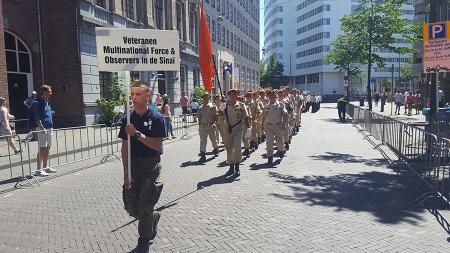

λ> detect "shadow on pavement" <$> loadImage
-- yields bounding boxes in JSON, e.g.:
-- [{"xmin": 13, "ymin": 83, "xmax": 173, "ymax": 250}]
[
  {"xmin": 197, "ymin": 174, "xmax": 238, "ymax": 190},
  {"xmin": 321, "ymin": 118, "xmax": 353, "ymax": 124},
  {"xmin": 268, "ymin": 170, "xmax": 428, "ymax": 225},
  {"xmin": 309, "ymin": 152, "xmax": 388, "ymax": 167},
  {"xmin": 249, "ymin": 159, "xmax": 281, "ymax": 170}
]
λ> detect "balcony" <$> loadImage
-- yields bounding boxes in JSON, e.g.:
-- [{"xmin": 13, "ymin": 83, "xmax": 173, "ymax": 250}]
[{"xmin": 80, "ymin": 0, "xmax": 112, "ymax": 26}]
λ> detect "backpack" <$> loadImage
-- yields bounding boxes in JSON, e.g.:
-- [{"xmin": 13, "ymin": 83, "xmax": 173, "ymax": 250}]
[{"xmin": 27, "ymin": 99, "xmax": 45, "ymax": 129}]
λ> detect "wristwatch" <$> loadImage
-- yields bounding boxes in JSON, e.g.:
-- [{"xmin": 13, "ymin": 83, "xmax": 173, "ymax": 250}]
[{"xmin": 134, "ymin": 131, "xmax": 142, "ymax": 138}]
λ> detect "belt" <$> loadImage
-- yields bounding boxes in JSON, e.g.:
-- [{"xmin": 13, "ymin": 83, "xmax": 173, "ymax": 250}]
[{"xmin": 265, "ymin": 122, "xmax": 282, "ymax": 125}]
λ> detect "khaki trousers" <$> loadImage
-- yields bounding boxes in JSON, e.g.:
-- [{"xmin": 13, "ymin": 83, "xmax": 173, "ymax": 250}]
[
  {"xmin": 265, "ymin": 122, "xmax": 285, "ymax": 157},
  {"xmin": 223, "ymin": 123, "xmax": 243, "ymax": 164},
  {"xmin": 199, "ymin": 124, "xmax": 218, "ymax": 152}
]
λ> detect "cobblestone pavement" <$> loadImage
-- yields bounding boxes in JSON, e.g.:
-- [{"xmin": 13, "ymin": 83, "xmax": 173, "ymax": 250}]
[{"xmin": 0, "ymin": 104, "xmax": 449, "ymax": 252}]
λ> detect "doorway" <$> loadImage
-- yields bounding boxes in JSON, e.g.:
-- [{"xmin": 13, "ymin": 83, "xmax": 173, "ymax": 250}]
[{"xmin": 7, "ymin": 73, "xmax": 29, "ymax": 119}]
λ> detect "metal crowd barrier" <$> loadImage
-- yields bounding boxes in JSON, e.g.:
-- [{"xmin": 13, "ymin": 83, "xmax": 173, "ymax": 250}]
[
  {"xmin": 346, "ymin": 103, "xmax": 450, "ymax": 205},
  {"xmin": 1, "ymin": 113, "xmax": 200, "ymax": 188}
]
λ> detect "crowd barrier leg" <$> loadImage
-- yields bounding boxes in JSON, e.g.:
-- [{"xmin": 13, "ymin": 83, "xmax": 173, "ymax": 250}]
[
  {"xmin": 100, "ymin": 125, "xmax": 120, "ymax": 164},
  {"xmin": 180, "ymin": 114, "xmax": 193, "ymax": 140},
  {"xmin": 14, "ymin": 135, "xmax": 40, "ymax": 188}
]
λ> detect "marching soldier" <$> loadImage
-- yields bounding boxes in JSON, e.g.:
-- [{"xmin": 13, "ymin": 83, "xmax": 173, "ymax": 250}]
[
  {"xmin": 259, "ymin": 89, "xmax": 270, "ymax": 142},
  {"xmin": 278, "ymin": 90, "xmax": 291, "ymax": 150},
  {"xmin": 251, "ymin": 91, "xmax": 263, "ymax": 149},
  {"xmin": 262, "ymin": 89, "xmax": 287, "ymax": 165},
  {"xmin": 223, "ymin": 89, "xmax": 250, "ymax": 177},
  {"xmin": 214, "ymin": 94, "xmax": 226, "ymax": 144},
  {"xmin": 242, "ymin": 92, "xmax": 253, "ymax": 157},
  {"xmin": 197, "ymin": 92, "xmax": 219, "ymax": 163}
]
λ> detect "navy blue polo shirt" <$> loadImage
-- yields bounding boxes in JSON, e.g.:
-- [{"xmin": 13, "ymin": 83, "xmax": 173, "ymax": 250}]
[
  {"xmin": 118, "ymin": 109, "xmax": 166, "ymax": 158},
  {"xmin": 32, "ymin": 98, "xmax": 53, "ymax": 129}
]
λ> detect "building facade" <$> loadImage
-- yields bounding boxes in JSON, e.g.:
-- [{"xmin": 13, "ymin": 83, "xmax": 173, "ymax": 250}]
[
  {"xmin": 1, "ymin": 0, "xmax": 233, "ymax": 127},
  {"xmin": 202, "ymin": 0, "xmax": 260, "ymax": 94},
  {"xmin": 263, "ymin": 0, "xmax": 415, "ymax": 96},
  {"xmin": 414, "ymin": 0, "xmax": 450, "ymax": 104}
]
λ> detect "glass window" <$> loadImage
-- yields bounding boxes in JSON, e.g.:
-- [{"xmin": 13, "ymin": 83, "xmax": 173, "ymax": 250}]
[
  {"xmin": 6, "ymin": 51, "xmax": 17, "ymax": 72},
  {"xmin": 99, "ymin": 72, "xmax": 113, "ymax": 99},
  {"xmin": 18, "ymin": 53, "xmax": 30, "ymax": 73},
  {"xmin": 94, "ymin": 0, "xmax": 107, "ymax": 8},
  {"xmin": 211, "ymin": 20, "xmax": 216, "ymax": 41},
  {"xmin": 155, "ymin": 0, "xmax": 164, "ymax": 29},
  {"xmin": 4, "ymin": 32, "xmax": 15, "ymax": 50},
  {"xmin": 123, "ymin": 0, "xmax": 135, "ymax": 20},
  {"xmin": 176, "ymin": 1, "xmax": 185, "ymax": 40}
]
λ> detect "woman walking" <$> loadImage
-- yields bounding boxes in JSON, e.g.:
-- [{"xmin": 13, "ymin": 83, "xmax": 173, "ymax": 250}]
[
  {"xmin": 160, "ymin": 96, "xmax": 176, "ymax": 139},
  {"xmin": 0, "ymin": 97, "xmax": 21, "ymax": 155}
]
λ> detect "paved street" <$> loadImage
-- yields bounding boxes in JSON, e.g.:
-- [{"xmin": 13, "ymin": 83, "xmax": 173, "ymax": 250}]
[
  {"xmin": 352, "ymin": 101, "xmax": 426, "ymax": 125},
  {"xmin": 0, "ymin": 104, "xmax": 449, "ymax": 252}
]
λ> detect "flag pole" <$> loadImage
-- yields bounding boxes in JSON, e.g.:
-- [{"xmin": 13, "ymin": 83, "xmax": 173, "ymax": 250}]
[
  {"xmin": 124, "ymin": 73, "xmax": 132, "ymax": 185},
  {"xmin": 211, "ymin": 55, "xmax": 224, "ymax": 99}
]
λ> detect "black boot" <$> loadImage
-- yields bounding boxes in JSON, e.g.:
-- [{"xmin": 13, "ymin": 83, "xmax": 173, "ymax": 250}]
[
  {"xmin": 268, "ymin": 157, "xmax": 273, "ymax": 165},
  {"xmin": 234, "ymin": 163, "xmax": 240, "ymax": 177},
  {"xmin": 130, "ymin": 237, "xmax": 150, "ymax": 253},
  {"xmin": 250, "ymin": 141, "xmax": 255, "ymax": 149},
  {"xmin": 285, "ymin": 143, "xmax": 289, "ymax": 150},
  {"xmin": 258, "ymin": 137, "xmax": 262, "ymax": 144},
  {"xmin": 226, "ymin": 164, "xmax": 235, "ymax": 176},
  {"xmin": 262, "ymin": 135, "xmax": 266, "ymax": 142},
  {"xmin": 198, "ymin": 152, "xmax": 206, "ymax": 163},
  {"xmin": 243, "ymin": 148, "xmax": 250, "ymax": 158},
  {"xmin": 213, "ymin": 148, "xmax": 219, "ymax": 157},
  {"xmin": 255, "ymin": 142, "xmax": 259, "ymax": 150}
]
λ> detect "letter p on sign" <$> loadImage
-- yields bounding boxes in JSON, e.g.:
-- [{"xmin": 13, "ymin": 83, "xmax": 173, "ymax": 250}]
[{"xmin": 429, "ymin": 23, "xmax": 446, "ymax": 39}]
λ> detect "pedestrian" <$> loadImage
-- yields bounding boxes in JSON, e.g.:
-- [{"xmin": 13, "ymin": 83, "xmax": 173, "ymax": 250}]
[
  {"xmin": 403, "ymin": 89, "xmax": 409, "ymax": 115},
  {"xmin": 250, "ymin": 91, "xmax": 262, "ymax": 149},
  {"xmin": 33, "ymin": 85, "xmax": 57, "ymax": 176},
  {"xmin": 197, "ymin": 92, "xmax": 219, "ymax": 163},
  {"xmin": 160, "ymin": 96, "xmax": 176, "ymax": 139},
  {"xmin": 23, "ymin": 90, "xmax": 37, "ymax": 109},
  {"xmin": 261, "ymin": 90, "xmax": 287, "ymax": 165},
  {"xmin": 394, "ymin": 90, "xmax": 403, "ymax": 115},
  {"xmin": 155, "ymin": 93, "xmax": 163, "ymax": 107},
  {"xmin": 223, "ymin": 89, "xmax": 250, "ymax": 177},
  {"xmin": 241, "ymin": 92, "xmax": 253, "ymax": 158},
  {"xmin": 180, "ymin": 91, "xmax": 189, "ymax": 122},
  {"xmin": 337, "ymin": 96, "xmax": 347, "ymax": 122},
  {"xmin": 191, "ymin": 99, "xmax": 199, "ymax": 122},
  {"xmin": 415, "ymin": 92, "xmax": 423, "ymax": 115},
  {"xmin": 0, "ymin": 97, "xmax": 21, "ymax": 155},
  {"xmin": 380, "ymin": 92, "xmax": 387, "ymax": 112},
  {"xmin": 406, "ymin": 92, "xmax": 414, "ymax": 116},
  {"xmin": 438, "ymin": 89, "xmax": 444, "ymax": 108},
  {"xmin": 120, "ymin": 80, "xmax": 165, "ymax": 252},
  {"xmin": 374, "ymin": 92, "xmax": 380, "ymax": 107}
]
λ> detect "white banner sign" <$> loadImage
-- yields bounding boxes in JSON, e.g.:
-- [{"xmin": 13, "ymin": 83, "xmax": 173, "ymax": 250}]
[{"xmin": 95, "ymin": 28, "xmax": 180, "ymax": 71}]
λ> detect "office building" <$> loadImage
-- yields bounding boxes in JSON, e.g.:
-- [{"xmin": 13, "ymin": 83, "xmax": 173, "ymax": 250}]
[{"xmin": 263, "ymin": 0, "xmax": 415, "ymax": 96}]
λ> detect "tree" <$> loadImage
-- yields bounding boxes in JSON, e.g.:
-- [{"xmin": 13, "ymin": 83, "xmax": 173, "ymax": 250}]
[
  {"xmin": 260, "ymin": 53, "xmax": 286, "ymax": 89},
  {"xmin": 325, "ymin": 34, "xmax": 363, "ymax": 80},
  {"xmin": 96, "ymin": 73, "xmax": 126, "ymax": 126},
  {"xmin": 333, "ymin": 0, "xmax": 415, "ymax": 111},
  {"xmin": 192, "ymin": 86, "xmax": 207, "ymax": 106}
]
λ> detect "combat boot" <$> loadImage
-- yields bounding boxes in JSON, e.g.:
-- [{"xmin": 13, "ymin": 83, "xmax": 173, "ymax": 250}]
[
  {"xmin": 243, "ymin": 148, "xmax": 250, "ymax": 158},
  {"xmin": 234, "ymin": 163, "xmax": 240, "ymax": 177},
  {"xmin": 212, "ymin": 148, "xmax": 219, "ymax": 157},
  {"xmin": 254, "ymin": 142, "xmax": 259, "ymax": 150},
  {"xmin": 250, "ymin": 141, "xmax": 256, "ymax": 149},
  {"xmin": 198, "ymin": 152, "xmax": 206, "ymax": 163},
  {"xmin": 258, "ymin": 137, "xmax": 262, "ymax": 144},
  {"xmin": 129, "ymin": 237, "xmax": 150, "ymax": 253},
  {"xmin": 226, "ymin": 164, "xmax": 235, "ymax": 176},
  {"xmin": 268, "ymin": 157, "xmax": 273, "ymax": 165},
  {"xmin": 285, "ymin": 143, "xmax": 290, "ymax": 150}
]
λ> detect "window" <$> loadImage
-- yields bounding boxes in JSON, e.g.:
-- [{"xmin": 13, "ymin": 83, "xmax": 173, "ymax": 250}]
[
  {"xmin": 211, "ymin": 0, "xmax": 215, "ymax": 8},
  {"xmin": 307, "ymin": 73, "xmax": 320, "ymax": 83},
  {"xmin": 211, "ymin": 20, "xmax": 216, "ymax": 41},
  {"xmin": 4, "ymin": 31, "xmax": 31, "ymax": 73},
  {"xmin": 155, "ymin": 0, "xmax": 164, "ymax": 29},
  {"xmin": 99, "ymin": 72, "xmax": 113, "ymax": 99},
  {"xmin": 123, "ymin": 0, "xmax": 136, "ymax": 20},
  {"xmin": 226, "ymin": 30, "xmax": 230, "ymax": 49},
  {"xmin": 217, "ymin": 0, "xmax": 221, "ymax": 12},
  {"xmin": 176, "ymin": 1, "xmax": 186, "ymax": 40},
  {"xmin": 180, "ymin": 65, "xmax": 187, "ymax": 94},
  {"xmin": 189, "ymin": 10, "xmax": 197, "ymax": 45},
  {"xmin": 295, "ymin": 75, "xmax": 306, "ymax": 85},
  {"xmin": 217, "ymin": 22, "xmax": 221, "ymax": 44},
  {"xmin": 222, "ymin": 26, "xmax": 225, "ymax": 46},
  {"xmin": 94, "ymin": 0, "xmax": 108, "ymax": 9}
]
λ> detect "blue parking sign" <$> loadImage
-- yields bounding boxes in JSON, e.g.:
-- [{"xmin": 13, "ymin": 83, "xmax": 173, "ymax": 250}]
[{"xmin": 429, "ymin": 23, "xmax": 446, "ymax": 39}]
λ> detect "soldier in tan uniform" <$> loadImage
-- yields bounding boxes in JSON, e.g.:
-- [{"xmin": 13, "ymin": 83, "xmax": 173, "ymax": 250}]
[
  {"xmin": 197, "ymin": 92, "xmax": 219, "ymax": 163},
  {"xmin": 262, "ymin": 89, "xmax": 287, "ymax": 165},
  {"xmin": 259, "ymin": 90, "xmax": 270, "ymax": 142},
  {"xmin": 223, "ymin": 89, "xmax": 250, "ymax": 177},
  {"xmin": 242, "ymin": 92, "xmax": 253, "ymax": 157},
  {"xmin": 250, "ymin": 91, "xmax": 263, "ymax": 149},
  {"xmin": 214, "ymin": 94, "xmax": 225, "ymax": 144}
]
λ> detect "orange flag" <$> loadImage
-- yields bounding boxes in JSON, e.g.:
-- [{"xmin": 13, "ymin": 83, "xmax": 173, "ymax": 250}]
[{"xmin": 199, "ymin": 4, "xmax": 215, "ymax": 92}]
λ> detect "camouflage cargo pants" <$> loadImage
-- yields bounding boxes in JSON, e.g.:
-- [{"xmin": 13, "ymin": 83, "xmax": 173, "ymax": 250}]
[{"xmin": 123, "ymin": 157, "xmax": 163, "ymax": 239}]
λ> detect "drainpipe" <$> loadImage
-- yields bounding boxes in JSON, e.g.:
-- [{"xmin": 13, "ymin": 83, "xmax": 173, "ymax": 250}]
[{"xmin": 37, "ymin": 0, "xmax": 45, "ymax": 84}]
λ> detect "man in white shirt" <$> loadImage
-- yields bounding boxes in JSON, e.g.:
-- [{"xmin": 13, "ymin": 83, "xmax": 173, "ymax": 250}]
[{"xmin": 394, "ymin": 90, "xmax": 403, "ymax": 115}]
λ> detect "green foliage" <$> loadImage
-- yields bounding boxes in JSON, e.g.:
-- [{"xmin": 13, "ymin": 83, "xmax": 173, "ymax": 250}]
[
  {"xmin": 260, "ymin": 53, "xmax": 286, "ymax": 88},
  {"xmin": 381, "ymin": 79, "xmax": 392, "ymax": 92},
  {"xmin": 96, "ymin": 73, "xmax": 126, "ymax": 126},
  {"xmin": 325, "ymin": 35, "xmax": 362, "ymax": 79},
  {"xmin": 192, "ymin": 86, "xmax": 207, "ymax": 106}
]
